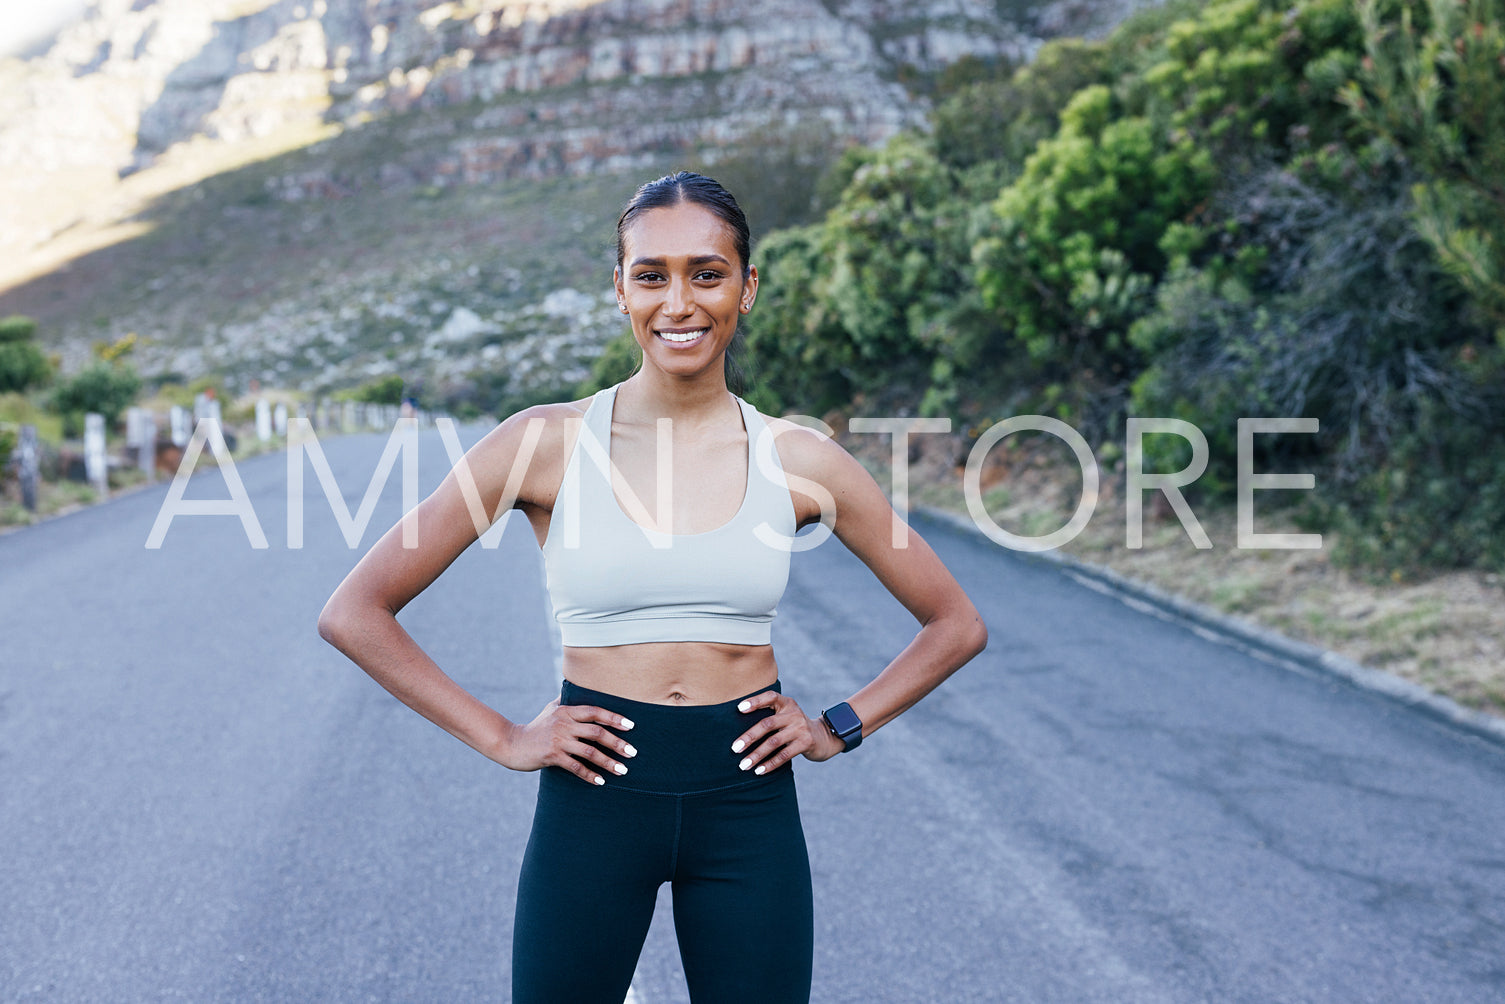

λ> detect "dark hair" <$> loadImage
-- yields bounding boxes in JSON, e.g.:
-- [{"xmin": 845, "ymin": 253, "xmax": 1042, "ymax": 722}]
[
  {"xmin": 615, "ymin": 170, "xmax": 752, "ymax": 279},
  {"xmin": 614, "ymin": 171, "xmax": 755, "ymax": 392}
]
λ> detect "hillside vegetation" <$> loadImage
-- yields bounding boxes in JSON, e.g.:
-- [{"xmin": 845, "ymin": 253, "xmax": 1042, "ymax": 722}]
[{"xmin": 634, "ymin": 0, "xmax": 1505, "ymax": 578}]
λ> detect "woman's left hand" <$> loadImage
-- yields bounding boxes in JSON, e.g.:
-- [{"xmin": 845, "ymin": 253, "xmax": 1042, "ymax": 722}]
[{"xmin": 732, "ymin": 691, "xmax": 846, "ymax": 774}]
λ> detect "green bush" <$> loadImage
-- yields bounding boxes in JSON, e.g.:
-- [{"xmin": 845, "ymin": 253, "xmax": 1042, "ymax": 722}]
[
  {"xmin": 0, "ymin": 315, "xmax": 37, "ymax": 343},
  {"xmin": 1343, "ymin": 0, "xmax": 1505, "ymax": 336},
  {"xmin": 932, "ymin": 38, "xmax": 1111, "ymax": 176},
  {"xmin": 1315, "ymin": 388, "xmax": 1505, "ymax": 575},
  {"xmin": 51, "ymin": 362, "xmax": 142, "ymax": 430},
  {"xmin": 347, "ymin": 373, "xmax": 406, "ymax": 405},
  {"xmin": 0, "ymin": 316, "xmax": 52, "ymax": 393},
  {"xmin": 740, "ymin": 224, "xmax": 853, "ymax": 416}
]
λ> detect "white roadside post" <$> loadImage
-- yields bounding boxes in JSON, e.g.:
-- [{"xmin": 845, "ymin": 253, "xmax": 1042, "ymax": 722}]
[
  {"xmin": 19, "ymin": 424, "xmax": 38, "ymax": 512},
  {"xmin": 169, "ymin": 405, "xmax": 191, "ymax": 447},
  {"xmin": 84, "ymin": 412, "xmax": 108, "ymax": 496},
  {"xmin": 133, "ymin": 408, "xmax": 156, "ymax": 481},
  {"xmin": 255, "ymin": 399, "xmax": 272, "ymax": 442}
]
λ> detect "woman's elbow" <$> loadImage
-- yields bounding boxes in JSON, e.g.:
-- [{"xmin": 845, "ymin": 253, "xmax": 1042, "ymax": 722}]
[
  {"xmin": 317, "ymin": 596, "xmax": 350, "ymax": 648},
  {"xmin": 964, "ymin": 614, "xmax": 989, "ymax": 659},
  {"xmin": 950, "ymin": 596, "xmax": 987, "ymax": 660}
]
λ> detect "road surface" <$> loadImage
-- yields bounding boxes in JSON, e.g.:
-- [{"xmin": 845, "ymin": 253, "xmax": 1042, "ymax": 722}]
[{"xmin": 2, "ymin": 423, "xmax": 1503, "ymax": 1002}]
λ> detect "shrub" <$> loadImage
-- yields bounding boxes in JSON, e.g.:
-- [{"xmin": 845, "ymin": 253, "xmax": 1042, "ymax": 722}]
[
  {"xmin": 0, "ymin": 316, "xmax": 52, "ymax": 393},
  {"xmin": 51, "ymin": 363, "xmax": 143, "ymax": 431}
]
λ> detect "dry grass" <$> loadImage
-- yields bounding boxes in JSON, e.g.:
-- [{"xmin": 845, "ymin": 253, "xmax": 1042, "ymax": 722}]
[{"xmin": 840, "ymin": 424, "xmax": 1505, "ymax": 717}]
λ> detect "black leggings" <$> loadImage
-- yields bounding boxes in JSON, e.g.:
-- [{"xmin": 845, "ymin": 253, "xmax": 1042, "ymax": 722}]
[{"xmin": 512, "ymin": 679, "xmax": 813, "ymax": 1003}]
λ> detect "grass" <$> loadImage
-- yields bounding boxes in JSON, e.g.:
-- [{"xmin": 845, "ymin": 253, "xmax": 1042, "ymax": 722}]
[
  {"xmin": 839, "ymin": 422, "xmax": 1505, "ymax": 719},
  {"xmin": 0, "ymin": 478, "xmax": 99, "ymax": 529}
]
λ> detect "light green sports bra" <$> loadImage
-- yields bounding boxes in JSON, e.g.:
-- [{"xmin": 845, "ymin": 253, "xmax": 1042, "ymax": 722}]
[{"xmin": 540, "ymin": 382, "xmax": 797, "ymax": 647}]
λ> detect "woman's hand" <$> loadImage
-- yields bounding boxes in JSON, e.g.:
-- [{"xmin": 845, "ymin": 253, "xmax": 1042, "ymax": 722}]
[
  {"xmin": 732, "ymin": 691, "xmax": 847, "ymax": 774},
  {"xmin": 498, "ymin": 698, "xmax": 638, "ymax": 786}
]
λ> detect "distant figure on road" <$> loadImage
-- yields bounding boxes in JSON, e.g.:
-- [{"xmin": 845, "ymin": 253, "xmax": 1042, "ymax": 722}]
[{"xmin": 317, "ymin": 170, "xmax": 988, "ymax": 1002}]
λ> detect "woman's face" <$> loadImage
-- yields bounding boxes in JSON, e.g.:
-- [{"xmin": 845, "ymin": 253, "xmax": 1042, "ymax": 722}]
[{"xmin": 614, "ymin": 201, "xmax": 757, "ymax": 381}]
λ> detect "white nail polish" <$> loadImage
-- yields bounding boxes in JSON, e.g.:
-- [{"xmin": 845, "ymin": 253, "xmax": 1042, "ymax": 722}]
[
  {"xmin": 593, "ymin": 776, "xmax": 605, "ymax": 785},
  {"xmin": 731, "ymin": 739, "xmax": 745, "ymax": 753},
  {"xmin": 754, "ymin": 765, "xmax": 765, "ymax": 775},
  {"xmin": 739, "ymin": 757, "xmax": 751, "ymax": 771},
  {"xmin": 737, "ymin": 701, "xmax": 750, "ymax": 713},
  {"xmin": 620, "ymin": 717, "xmax": 634, "ymax": 729},
  {"xmin": 624, "ymin": 744, "xmax": 637, "ymax": 757},
  {"xmin": 615, "ymin": 763, "xmax": 628, "ymax": 775}
]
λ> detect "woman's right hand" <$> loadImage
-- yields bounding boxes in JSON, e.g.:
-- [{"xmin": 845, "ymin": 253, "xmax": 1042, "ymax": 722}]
[{"xmin": 497, "ymin": 698, "xmax": 637, "ymax": 786}]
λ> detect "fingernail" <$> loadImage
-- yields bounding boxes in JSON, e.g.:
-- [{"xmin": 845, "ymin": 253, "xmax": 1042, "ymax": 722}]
[
  {"xmin": 737, "ymin": 701, "xmax": 750, "ymax": 713},
  {"xmin": 739, "ymin": 757, "xmax": 751, "ymax": 771},
  {"xmin": 624, "ymin": 744, "xmax": 637, "ymax": 757},
  {"xmin": 614, "ymin": 763, "xmax": 628, "ymax": 775},
  {"xmin": 731, "ymin": 739, "xmax": 745, "ymax": 753},
  {"xmin": 593, "ymin": 776, "xmax": 605, "ymax": 785},
  {"xmin": 754, "ymin": 765, "xmax": 765, "ymax": 775},
  {"xmin": 620, "ymin": 717, "xmax": 634, "ymax": 729}
]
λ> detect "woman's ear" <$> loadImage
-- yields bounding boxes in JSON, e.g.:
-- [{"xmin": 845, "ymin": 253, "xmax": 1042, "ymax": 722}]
[
  {"xmin": 614, "ymin": 266, "xmax": 627, "ymax": 312},
  {"xmin": 740, "ymin": 265, "xmax": 759, "ymax": 313}
]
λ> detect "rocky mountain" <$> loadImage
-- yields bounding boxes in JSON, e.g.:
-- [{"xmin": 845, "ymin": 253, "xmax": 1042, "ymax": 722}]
[{"xmin": 0, "ymin": 0, "xmax": 1153, "ymax": 406}]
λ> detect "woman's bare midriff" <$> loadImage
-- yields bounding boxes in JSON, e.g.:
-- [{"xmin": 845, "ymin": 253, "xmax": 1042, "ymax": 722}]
[{"xmin": 561, "ymin": 640, "xmax": 780, "ymax": 706}]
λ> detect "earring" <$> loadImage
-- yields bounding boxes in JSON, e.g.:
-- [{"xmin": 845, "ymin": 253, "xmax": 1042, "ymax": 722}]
[{"xmin": 618, "ymin": 301, "xmax": 627, "ymax": 312}]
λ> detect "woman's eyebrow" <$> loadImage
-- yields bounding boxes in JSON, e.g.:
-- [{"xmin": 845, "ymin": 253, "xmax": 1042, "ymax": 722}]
[{"xmin": 629, "ymin": 254, "xmax": 731, "ymax": 268}]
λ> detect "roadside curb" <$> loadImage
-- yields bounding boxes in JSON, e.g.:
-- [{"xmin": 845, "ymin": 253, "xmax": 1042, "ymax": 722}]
[{"xmin": 914, "ymin": 505, "xmax": 1505, "ymax": 752}]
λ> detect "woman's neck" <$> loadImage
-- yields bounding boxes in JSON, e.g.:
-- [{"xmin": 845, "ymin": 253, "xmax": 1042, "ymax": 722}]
[{"xmin": 620, "ymin": 367, "xmax": 734, "ymax": 429}]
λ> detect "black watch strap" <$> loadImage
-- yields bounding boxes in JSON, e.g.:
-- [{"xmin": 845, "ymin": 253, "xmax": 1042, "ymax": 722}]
[{"xmin": 821, "ymin": 701, "xmax": 863, "ymax": 752}]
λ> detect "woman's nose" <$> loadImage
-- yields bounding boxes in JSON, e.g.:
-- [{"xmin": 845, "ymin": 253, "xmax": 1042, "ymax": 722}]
[{"xmin": 662, "ymin": 277, "xmax": 694, "ymax": 316}]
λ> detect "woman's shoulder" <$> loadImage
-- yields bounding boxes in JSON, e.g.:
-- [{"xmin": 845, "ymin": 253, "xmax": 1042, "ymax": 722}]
[
  {"xmin": 511, "ymin": 393, "xmax": 596, "ymax": 424},
  {"xmin": 499, "ymin": 385, "xmax": 608, "ymax": 429},
  {"xmin": 755, "ymin": 411, "xmax": 865, "ymax": 484},
  {"xmin": 464, "ymin": 392, "xmax": 601, "ymax": 469}
]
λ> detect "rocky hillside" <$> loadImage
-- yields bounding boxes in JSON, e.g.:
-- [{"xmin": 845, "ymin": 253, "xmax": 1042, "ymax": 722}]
[{"xmin": 0, "ymin": 0, "xmax": 1153, "ymax": 408}]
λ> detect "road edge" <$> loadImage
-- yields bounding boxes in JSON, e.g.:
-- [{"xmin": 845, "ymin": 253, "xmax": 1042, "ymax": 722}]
[{"xmin": 914, "ymin": 505, "xmax": 1505, "ymax": 752}]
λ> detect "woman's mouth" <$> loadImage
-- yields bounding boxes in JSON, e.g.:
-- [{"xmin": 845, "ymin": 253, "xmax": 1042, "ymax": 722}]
[{"xmin": 656, "ymin": 327, "xmax": 708, "ymax": 346}]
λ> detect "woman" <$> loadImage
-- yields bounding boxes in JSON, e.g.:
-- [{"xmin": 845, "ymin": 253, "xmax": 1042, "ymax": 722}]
[{"xmin": 317, "ymin": 171, "xmax": 988, "ymax": 1002}]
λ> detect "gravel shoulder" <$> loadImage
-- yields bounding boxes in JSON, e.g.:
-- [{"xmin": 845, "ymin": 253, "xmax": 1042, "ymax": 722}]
[{"xmin": 842, "ymin": 426, "xmax": 1505, "ymax": 719}]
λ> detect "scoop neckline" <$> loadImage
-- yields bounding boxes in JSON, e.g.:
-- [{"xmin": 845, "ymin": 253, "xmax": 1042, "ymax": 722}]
[{"xmin": 603, "ymin": 382, "xmax": 753, "ymax": 538}]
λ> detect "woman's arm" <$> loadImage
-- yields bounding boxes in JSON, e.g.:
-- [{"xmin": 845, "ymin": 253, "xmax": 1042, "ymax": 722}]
[
  {"xmin": 733, "ymin": 421, "xmax": 988, "ymax": 772},
  {"xmin": 803, "ymin": 425, "xmax": 988, "ymax": 734},
  {"xmin": 316, "ymin": 405, "xmax": 636, "ymax": 785}
]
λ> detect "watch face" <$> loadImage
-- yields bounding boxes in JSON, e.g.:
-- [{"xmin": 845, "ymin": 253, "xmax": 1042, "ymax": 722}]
[{"xmin": 825, "ymin": 702, "xmax": 861, "ymax": 738}]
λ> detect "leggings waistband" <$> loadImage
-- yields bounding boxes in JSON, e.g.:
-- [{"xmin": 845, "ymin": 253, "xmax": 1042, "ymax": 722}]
[{"xmin": 556, "ymin": 678, "xmax": 786, "ymax": 795}]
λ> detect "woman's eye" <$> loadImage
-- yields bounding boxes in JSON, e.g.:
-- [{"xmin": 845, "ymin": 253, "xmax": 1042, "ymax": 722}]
[
  {"xmin": 634, "ymin": 272, "xmax": 663, "ymax": 283},
  {"xmin": 695, "ymin": 270, "xmax": 724, "ymax": 282}
]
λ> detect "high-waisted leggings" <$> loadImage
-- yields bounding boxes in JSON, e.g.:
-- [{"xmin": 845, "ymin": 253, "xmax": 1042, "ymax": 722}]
[{"xmin": 512, "ymin": 679, "xmax": 813, "ymax": 1003}]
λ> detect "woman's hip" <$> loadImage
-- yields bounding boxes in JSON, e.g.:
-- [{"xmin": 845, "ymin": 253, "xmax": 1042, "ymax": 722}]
[{"xmin": 550, "ymin": 677, "xmax": 790, "ymax": 796}]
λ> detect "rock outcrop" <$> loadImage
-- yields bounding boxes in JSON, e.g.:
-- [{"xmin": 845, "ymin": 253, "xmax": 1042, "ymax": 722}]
[
  {"xmin": 0, "ymin": 0, "xmax": 1155, "ymax": 399},
  {"xmin": 0, "ymin": 0, "xmax": 1149, "ymax": 250}
]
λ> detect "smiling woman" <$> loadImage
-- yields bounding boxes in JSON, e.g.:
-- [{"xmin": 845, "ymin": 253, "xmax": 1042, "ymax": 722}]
[
  {"xmin": 613, "ymin": 171, "xmax": 758, "ymax": 388},
  {"xmin": 317, "ymin": 170, "xmax": 988, "ymax": 1002}
]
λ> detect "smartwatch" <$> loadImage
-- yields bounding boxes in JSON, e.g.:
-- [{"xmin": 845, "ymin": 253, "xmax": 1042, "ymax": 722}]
[{"xmin": 820, "ymin": 701, "xmax": 864, "ymax": 752}]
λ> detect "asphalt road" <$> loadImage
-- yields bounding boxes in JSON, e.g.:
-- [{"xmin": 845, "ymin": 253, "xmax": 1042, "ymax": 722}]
[{"xmin": 2, "ymin": 423, "xmax": 1503, "ymax": 1002}]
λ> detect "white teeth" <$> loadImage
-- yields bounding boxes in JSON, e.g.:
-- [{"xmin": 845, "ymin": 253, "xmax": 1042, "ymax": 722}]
[{"xmin": 658, "ymin": 328, "xmax": 706, "ymax": 343}]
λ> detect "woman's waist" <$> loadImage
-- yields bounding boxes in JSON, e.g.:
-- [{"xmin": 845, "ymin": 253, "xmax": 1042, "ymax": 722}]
[
  {"xmin": 560, "ymin": 640, "xmax": 778, "ymax": 706},
  {"xmin": 554, "ymin": 676, "xmax": 786, "ymax": 795}
]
